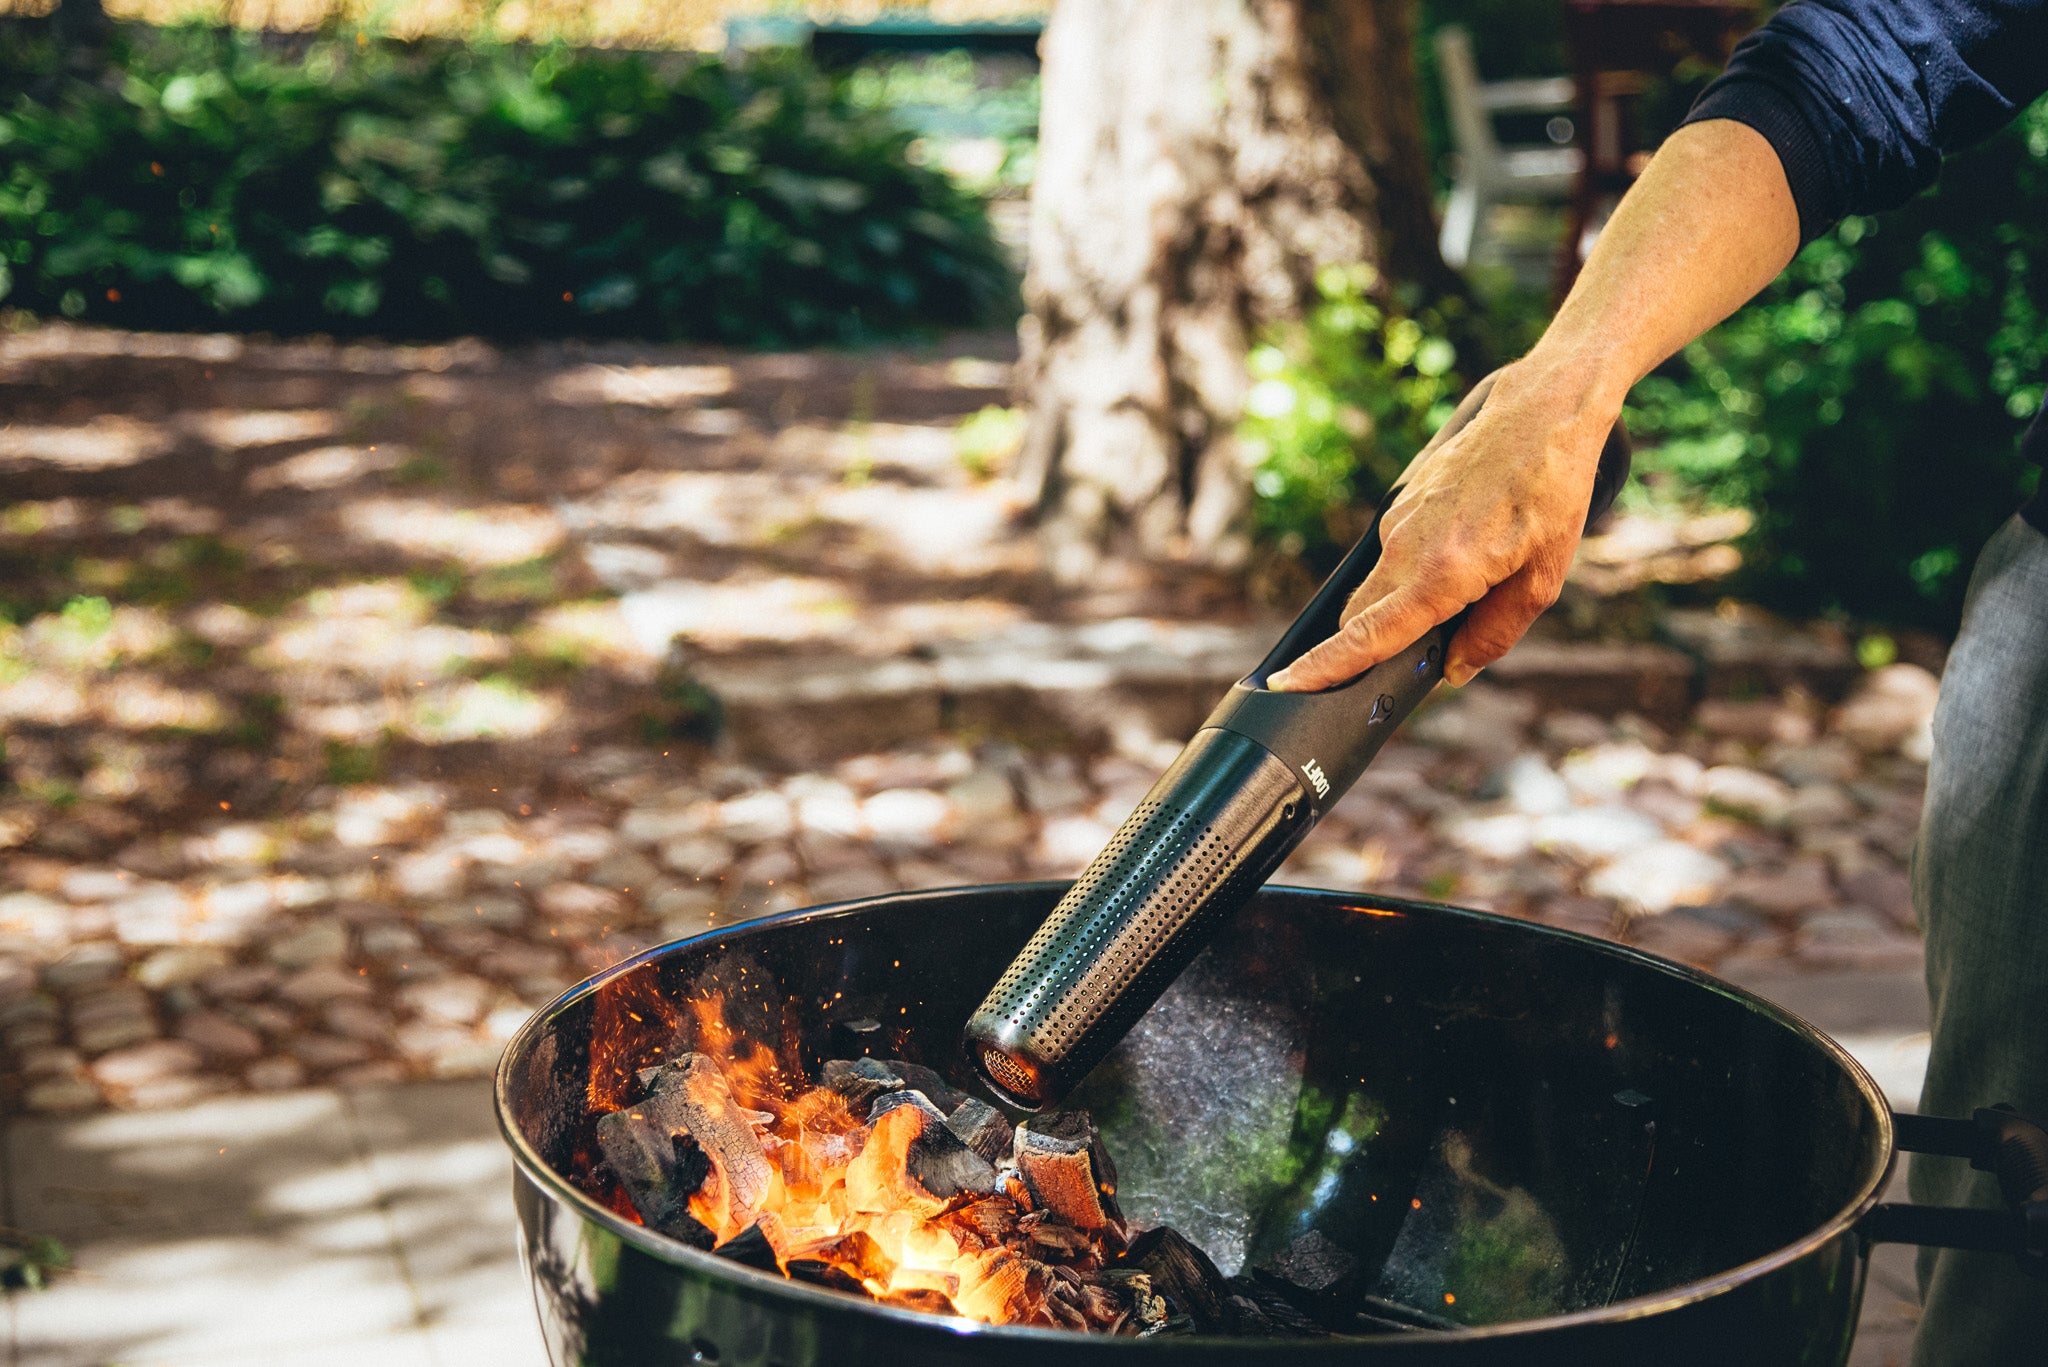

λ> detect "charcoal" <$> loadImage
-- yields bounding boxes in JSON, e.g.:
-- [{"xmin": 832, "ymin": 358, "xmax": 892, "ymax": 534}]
[
  {"xmin": 596, "ymin": 1097, "xmax": 716, "ymax": 1239},
  {"xmin": 880, "ymin": 1287, "xmax": 954, "ymax": 1314},
  {"xmin": 1221, "ymin": 1274, "xmax": 1327, "ymax": 1338},
  {"xmin": 1075, "ymin": 1279, "xmax": 1125, "ymax": 1328},
  {"xmin": 1026, "ymin": 1219, "xmax": 1094, "ymax": 1258},
  {"xmin": 821, "ymin": 1056, "xmax": 904, "ymax": 1110},
  {"xmin": 1046, "ymin": 1289, "xmax": 1089, "ymax": 1331},
  {"xmin": 1125, "ymin": 1226, "xmax": 1228, "ymax": 1332},
  {"xmin": 885, "ymin": 1058, "xmax": 970, "ymax": 1115},
  {"xmin": 867, "ymin": 1088, "xmax": 949, "ymax": 1125},
  {"xmin": 649, "ymin": 1205, "xmax": 717, "ymax": 1250},
  {"xmin": 1222, "ymin": 1294, "xmax": 1272, "ymax": 1336},
  {"xmin": 1252, "ymin": 1229, "xmax": 1363, "ymax": 1325},
  {"xmin": 808, "ymin": 1230, "xmax": 890, "ymax": 1284},
  {"xmin": 1014, "ymin": 1112, "xmax": 1123, "ymax": 1231},
  {"xmin": 1105, "ymin": 1269, "xmax": 1170, "ymax": 1332},
  {"xmin": 670, "ymin": 1132, "xmax": 713, "ymax": 1196},
  {"xmin": 785, "ymin": 1257, "xmax": 862, "ymax": 1293},
  {"xmin": 847, "ymin": 1091, "xmax": 997, "ymax": 1215},
  {"xmin": 639, "ymin": 1054, "xmax": 774, "ymax": 1227},
  {"xmin": 596, "ymin": 1104, "xmax": 683, "ymax": 1215},
  {"xmin": 943, "ymin": 1197, "xmax": 1019, "ymax": 1247},
  {"xmin": 944, "ymin": 1096, "xmax": 1013, "ymax": 1164},
  {"xmin": 711, "ymin": 1221, "xmax": 779, "ymax": 1272}
]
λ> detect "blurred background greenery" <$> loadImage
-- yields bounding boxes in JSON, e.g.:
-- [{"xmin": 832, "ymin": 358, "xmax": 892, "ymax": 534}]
[{"xmin": 2, "ymin": 0, "xmax": 2043, "ymax": 626}]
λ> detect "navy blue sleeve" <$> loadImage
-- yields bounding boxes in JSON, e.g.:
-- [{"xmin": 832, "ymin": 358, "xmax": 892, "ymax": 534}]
[{"xmin": 1682, "ymin": 0, "xmax": 2048, "ymax": 242}]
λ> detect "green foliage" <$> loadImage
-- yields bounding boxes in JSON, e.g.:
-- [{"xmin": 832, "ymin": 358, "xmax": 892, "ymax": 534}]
[
  {"xmin": 953, "ymin": 403, "xmax": 1024, "ymax": 479},
  {"xmin": 323, "ymin": 738, "xmax": 383, "ymax": 785},
  {"xmin": 842, "ymin": 49, "xmax": 1039, "ymax": 197},
  {"xmin": 0, "ymin": 23, "xmax": 1011, "ymax": 345},
  {"xmin": 0, "ymin": 1232, "xmax": 71, "ymax": 1291},
  {"xmin": 1240, "ymin": 264, "xmax": 1470, "ymax": 559},
  {"xmin": 1628, "ymin": 99, "xmax": 2048, "ymax": 625}
]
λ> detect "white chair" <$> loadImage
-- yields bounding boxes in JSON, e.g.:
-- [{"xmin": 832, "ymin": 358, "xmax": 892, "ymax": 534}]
[{"xmin": 1435, "ymin": 26, "xmax": 1582, "ymax": 270}]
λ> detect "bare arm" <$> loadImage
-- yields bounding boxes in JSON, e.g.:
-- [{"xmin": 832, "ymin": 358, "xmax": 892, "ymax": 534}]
[{"xmin": 1268, "ymin": 119, "xmax": 1801, "ymax": 692}]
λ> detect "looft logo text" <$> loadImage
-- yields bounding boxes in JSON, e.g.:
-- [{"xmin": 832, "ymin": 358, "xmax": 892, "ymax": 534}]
[{"xmin": 1301, "ymin": 758, "xmax": 1330, "ymax": 798}]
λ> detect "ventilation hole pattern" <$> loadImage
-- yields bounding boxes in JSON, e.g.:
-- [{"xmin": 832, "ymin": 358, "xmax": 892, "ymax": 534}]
[
  {"xmin": 980, "ymin": 1047, "xmax": 1033, "ymax": 1096},
  {"xmin": 975, "ymin": 796, "xmax": 1261, "ymax": 1062}
]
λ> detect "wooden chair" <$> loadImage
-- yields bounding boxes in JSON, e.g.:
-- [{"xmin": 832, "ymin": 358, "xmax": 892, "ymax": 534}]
[{"xmin": 1434, "ymin": 25, "xmax": 1582, "ymax": 270}]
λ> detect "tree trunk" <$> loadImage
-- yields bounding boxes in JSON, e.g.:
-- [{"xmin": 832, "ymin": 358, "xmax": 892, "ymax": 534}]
[{"xmin": 1018, "ymin": 0, "xmax": 1446, "ymax": 580}]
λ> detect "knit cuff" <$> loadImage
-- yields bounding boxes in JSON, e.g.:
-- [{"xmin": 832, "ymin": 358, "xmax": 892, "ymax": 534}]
[{"xmin": 1684, "ymin": 76, "xmax": 1844, "ymax": 245}]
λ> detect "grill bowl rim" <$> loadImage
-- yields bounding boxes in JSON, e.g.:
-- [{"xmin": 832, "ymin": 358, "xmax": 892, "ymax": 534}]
[{"xmin": 493, "ymin": 880, "xmax": 1896, "ymax": 1347}]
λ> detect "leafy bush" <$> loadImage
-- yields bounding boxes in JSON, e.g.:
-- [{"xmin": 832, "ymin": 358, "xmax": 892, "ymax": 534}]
[
  {"xmin": 0, "ymin": 23, "xmax": 1012, "ymax": 345},
  {"xmin": 1628, "ymin": 98, "xmax": 2048, "ymax": 625},
  {"xmin": 1239, "ymin": 264, "xmax": 1471, "ymax": 560}
]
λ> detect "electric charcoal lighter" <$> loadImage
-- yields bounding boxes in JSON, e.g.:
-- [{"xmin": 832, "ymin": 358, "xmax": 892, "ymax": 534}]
[{"xmin": 963, "ymin": 376, "xmax": 1633, "ymax": 1110}]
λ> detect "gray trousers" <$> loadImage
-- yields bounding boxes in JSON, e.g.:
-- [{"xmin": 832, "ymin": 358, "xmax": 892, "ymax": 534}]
[{"xmin": 1910, "ymin": 514, "xmax": 2048, "ymax": 1364}]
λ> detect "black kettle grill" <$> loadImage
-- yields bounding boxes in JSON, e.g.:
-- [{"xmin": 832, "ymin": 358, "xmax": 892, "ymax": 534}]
[{"xmin": 497, "ymin": 883, "xmax": 2048, "ymax": 1366}]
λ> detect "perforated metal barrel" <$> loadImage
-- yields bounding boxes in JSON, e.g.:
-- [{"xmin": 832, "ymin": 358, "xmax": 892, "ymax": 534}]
[{"xmin": 962, "ymin": 728, "xmax": 1309, "ymax": 1107}]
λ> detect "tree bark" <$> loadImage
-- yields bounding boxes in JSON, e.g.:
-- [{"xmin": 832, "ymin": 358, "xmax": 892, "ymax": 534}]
[{"xmin": 1018, "ymin": 0, "xmax": 1445, "ymax": 580}]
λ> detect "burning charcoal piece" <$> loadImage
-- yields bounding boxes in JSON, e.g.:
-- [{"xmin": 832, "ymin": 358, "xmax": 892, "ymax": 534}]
[
  {"xmin": 643, "ymin": 1054, "xmax": 775, "ymax": 1230},
  {"xmin": 822, "ymin": 1057, "xmax": 905, "ymax": 1110},
  {"xmin": 1126, "ymin": 1226, "xmax": 1229, "ymax": 1332},
  {"xmin": 1221, "ymin": 1274, "xmax": 1328, "ymax": 1338},
  {"xmin": 1253, "ymin": 1229, "xmax": 1363, "ymax": 1325},
  {"xmin": 945, "ymin": 1097, "xmax": 1014, "ymax": 1164},
  {"xmin": 884, "ymin": 1058, "xmax": 970, "ymax": 1115},
  {"xmin": 1026, "ymin": 1219, "xmax": 1095, "ymax": 1259},
  {"xmin": 596, "ymin": 1104, "xmax": 686, "ymax": 1216},
  {"xmin": 945, "ymin": 1197, "xmax": 1019, "ymax": 1247},
  {"xmin": 1046, "ymin": 1289, "xmax": 1089, "ymax": 1331},
  {"xmin": 882, "ymin": 1287, "xmax": 955, "ymax": 1314},
  {"xmin": 650, "ymin": 1207, "xmax": 717, "ymax": 1250},
  {"xmin": 1013, "ymin": 1112, "xmax": 1123, "ymax": 1232},
  {"xmin": 670, "ymin": 1132, "xmax": 713, "ymax": 1195},
  {"xmin": 785, "ymin": 1257, "xmax": 864, "ymax": 1294},
  {"xmin": 806, "ymin": 1230, "xmax": 890, "ymax": 1285},
  {"xmin": 595, "ymin": 1098, "xmax": 717, "ymax": 1245},
  {"xmin": 867, "ymin": 1088, "xmax": 949, "ymax": 1124},
  {"xmin": 712, "ymin": 1221, "xmax": 780, "ymax": 1272},
  {"xmin": 846, "ymin": 1093, "xmax": 998, "ymax": 1217}
]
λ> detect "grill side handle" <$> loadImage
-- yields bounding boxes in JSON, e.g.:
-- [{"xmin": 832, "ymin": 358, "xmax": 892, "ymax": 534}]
[{"xmin": 1865, "ymin": 1105, "xmax": 2048, "ymax": 1279}]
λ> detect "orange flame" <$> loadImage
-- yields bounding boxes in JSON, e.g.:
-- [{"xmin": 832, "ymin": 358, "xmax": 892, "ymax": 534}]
[{"xmin": 583, "ymin": 981, "xmax": 1125, "ymax": 1328}]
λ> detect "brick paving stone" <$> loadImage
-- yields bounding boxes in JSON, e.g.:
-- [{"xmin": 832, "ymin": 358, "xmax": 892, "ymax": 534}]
[
  {"xmin": 90, "ymin": 1039, "xmax": 204, "ymax": 1090},
  {"xmin": 177, "ymin": 1008, "xmax": 267, "ymax": 1061},
  {"xmin": 1729, "ymin": 857, "xmax": 1837, "ymax": 918}
]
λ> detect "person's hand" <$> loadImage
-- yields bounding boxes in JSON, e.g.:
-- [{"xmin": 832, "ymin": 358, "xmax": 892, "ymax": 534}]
[{"xmin": 1266, "ymin": 360, "xmax": 1620, "ymax": 693}]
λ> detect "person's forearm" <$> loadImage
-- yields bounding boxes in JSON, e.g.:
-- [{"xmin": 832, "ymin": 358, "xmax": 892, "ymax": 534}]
[
  {"xmin": 1266, "ymin": 118, "xmax": 1802, "ymax": 695},
  {"xmin": 1527, "ymin": 118, "xmax": 1801, "ymax": 418}
]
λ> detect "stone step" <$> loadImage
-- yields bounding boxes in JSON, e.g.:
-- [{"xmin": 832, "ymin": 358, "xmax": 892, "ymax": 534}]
[
  {"xmin": 691, "ymin": 613, "xmax": 1841, "ymax": 764},
  {"xmin": 695, "ymin": 619, "xmax": 1273, "ymax": 764}
]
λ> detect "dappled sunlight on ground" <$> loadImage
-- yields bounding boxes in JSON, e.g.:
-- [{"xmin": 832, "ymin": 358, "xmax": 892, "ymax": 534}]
[
  {"xmin": 0, "ymin": 321, "xmax": 1075, "ymax": 1113},
  {"xmin": 6, "ymin": 1078, "xmax": 541, "ymax": 1365}
]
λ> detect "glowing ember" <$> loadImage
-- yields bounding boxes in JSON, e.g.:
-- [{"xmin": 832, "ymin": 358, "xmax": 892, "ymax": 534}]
[{"xmin": 581, "ymin": 987, "xmax": 1143, "ymax": 1331}]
